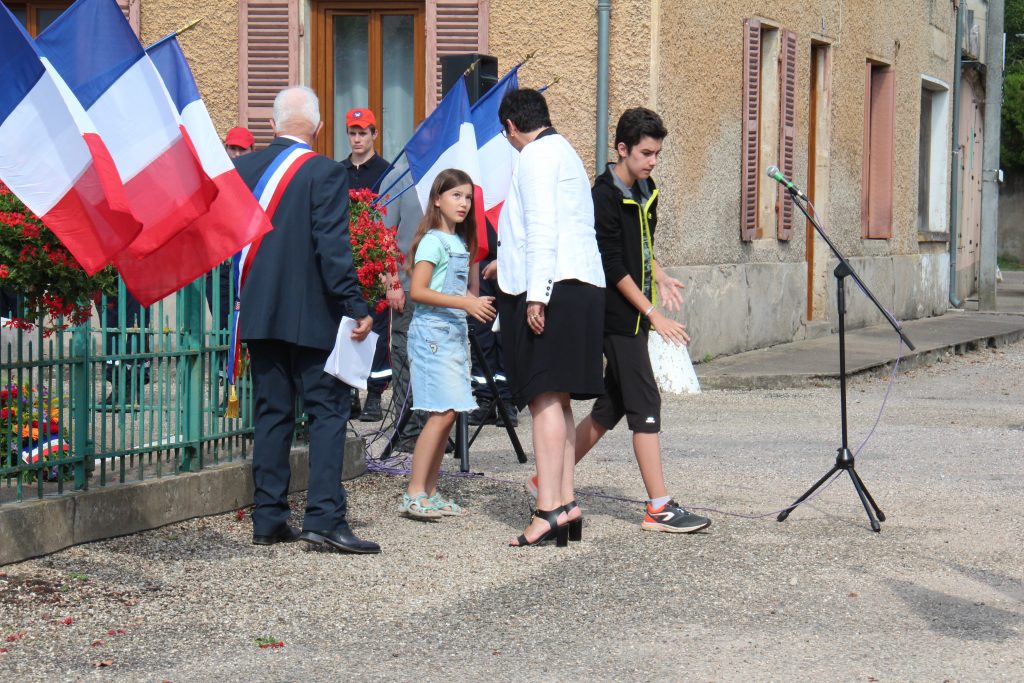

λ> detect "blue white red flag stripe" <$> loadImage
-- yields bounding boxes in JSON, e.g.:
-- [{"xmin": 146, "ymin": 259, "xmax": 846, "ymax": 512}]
[
  {"xmin": 36, "ymin": 0, "xmax": 218, "ymax": 261},
  {"xmin": 0, "ymin": 4, "xmax": 138, "ymax": 274},
  {"xmin": 404, "ymin": 77, "xmax": 481, "ymax": 211},
  {"xmin": 111, "ymin": 35, "xmax": 274, "ymax": 306},
  {"xmin": 469, "ymin": 64, "xmax": 521, "ymax": 258},
  {"xmin": 226, "ymin": 143, "xmax": 315, "ymax": 383}
]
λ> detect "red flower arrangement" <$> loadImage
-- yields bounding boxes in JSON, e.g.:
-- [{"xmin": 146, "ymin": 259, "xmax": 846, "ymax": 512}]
[
  {"xmin": 348, "ymin": 188, "xmax": 404, "ymax": 314},
  {"xmin": 0, "ymin": 181, "xmax": 117, "ymax": 335}
]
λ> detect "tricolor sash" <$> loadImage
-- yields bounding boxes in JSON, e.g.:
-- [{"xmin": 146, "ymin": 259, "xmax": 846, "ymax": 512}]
[{"xmin": 225, "ymin": 142, "xmax": 316, "ymax": 415}]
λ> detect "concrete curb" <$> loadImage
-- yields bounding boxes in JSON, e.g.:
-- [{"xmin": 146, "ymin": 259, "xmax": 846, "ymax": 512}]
[{"xmin": 0, "ymin": 438, "xmax": 365, "ymax": 566}]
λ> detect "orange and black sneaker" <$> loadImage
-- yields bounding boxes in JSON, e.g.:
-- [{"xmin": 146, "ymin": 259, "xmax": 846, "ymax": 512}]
[{"xmin": 642, "ymin": 500, "xmax": 711, "ymax": 533}]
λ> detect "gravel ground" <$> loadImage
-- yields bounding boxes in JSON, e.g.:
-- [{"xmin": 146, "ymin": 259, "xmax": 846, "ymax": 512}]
[{"xmin": 1, "ymin": 342, "xmax": 1022, "ymax": 682}]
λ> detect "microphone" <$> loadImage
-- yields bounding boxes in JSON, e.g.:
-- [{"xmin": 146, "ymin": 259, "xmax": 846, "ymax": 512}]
[{"xmin": 766, "ymin": 165, "xmax": 809, "ymax": 201}]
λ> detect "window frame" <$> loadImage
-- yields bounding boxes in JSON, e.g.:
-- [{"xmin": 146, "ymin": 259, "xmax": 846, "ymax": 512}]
[
  {"xmin": 917, "ymin": 76, "xmax": 951, "ymax": 237},
  {"xmin": 4, "ymin": 1, "xmax": 72, "ymax": 36},
  {"xmin": 310, "ymin": 1, "xmax": 426, "ymax": 160}
]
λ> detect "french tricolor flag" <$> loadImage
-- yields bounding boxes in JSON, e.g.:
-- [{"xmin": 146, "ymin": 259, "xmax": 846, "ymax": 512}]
[
  {"xmin": 112, "ymin": 35, "xmax": 274, "ymax": 306},
  {"xmin": 0, "ymin": 5, "xmax": 138, "ymax": 274},
  {"xmin": 470, "ymin": 65, "xmax": 521, "ymax": 233},
  {"xmin": 405, "ymin": 77, "xmax": 482, "ymax": 217},
  {"xmin": 36, "ymin": 0, "xmax": 217, "ymax": 262}
]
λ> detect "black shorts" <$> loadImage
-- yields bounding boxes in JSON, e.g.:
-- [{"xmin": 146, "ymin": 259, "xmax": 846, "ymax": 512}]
[{"xmin": 590, "ymin": 329, "xmax": 661, "ymax": 433}]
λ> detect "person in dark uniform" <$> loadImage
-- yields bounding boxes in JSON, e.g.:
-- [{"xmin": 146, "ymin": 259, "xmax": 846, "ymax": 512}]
[
  {"xmin": 468, "ymin": 216, "xmax": 517, "ymax": 427},
  {"xmin": 234, "ymin": 86, "xmax": 378, "ymax": 554},
  {"xmin": 341, "ymin": 107, "xmax": 391, "ymax": 422}
]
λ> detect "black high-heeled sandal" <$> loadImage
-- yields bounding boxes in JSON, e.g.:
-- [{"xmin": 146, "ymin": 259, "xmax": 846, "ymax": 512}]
[
  {"xmin": 511, "ymin": 508, "xmax": 569, "ymax": 547},
  {"xmin": 562, "ymin": 500, "xmax": 583, "ymax": 542}
]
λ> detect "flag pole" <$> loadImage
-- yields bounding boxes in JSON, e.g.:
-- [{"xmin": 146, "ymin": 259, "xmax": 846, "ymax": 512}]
[{"xmin": 145, "ymin": 18, "xmax": 203, "ymax": 50}]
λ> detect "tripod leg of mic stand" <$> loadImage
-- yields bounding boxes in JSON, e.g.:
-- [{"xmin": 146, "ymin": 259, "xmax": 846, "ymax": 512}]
[
  {"xmin": 454, "ymin": 412, "xmax": 470, "ymax": 472},
  {"xmin": 846, "ymin": 469, "xmax": 881, "ymax": 532},
  {"xmin": 777, "ymin": 466, "xmax": 840, "ymax": 521},
  {"xmin": 468, "ymin": 330, "xmax": 528, "ymax": 464},
  {"xmin": 849, "ymin": 467, "xmax": 886, "ymax": 523}
]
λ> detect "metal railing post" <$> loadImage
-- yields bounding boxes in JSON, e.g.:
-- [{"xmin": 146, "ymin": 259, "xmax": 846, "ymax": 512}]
[
  {"xmin": 71, "ymin": 323, "xmax": 91, "ymax": 489},
  {"xmin": 179, "ymin": 280, "xmax": 204, "ymax": 472}
]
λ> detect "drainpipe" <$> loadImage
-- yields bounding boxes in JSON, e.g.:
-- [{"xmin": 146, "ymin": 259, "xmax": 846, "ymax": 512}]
[
  {"xmin": 596, "ymin": 0, "xmax": 611, "ymax": 175},
  {"xmin": 979, "ymin": 0, "xmax": 1004, "ymax": 310},
  {"xmin": 948, "ymin": 0, "xmax": 964, "ymax": 307}
]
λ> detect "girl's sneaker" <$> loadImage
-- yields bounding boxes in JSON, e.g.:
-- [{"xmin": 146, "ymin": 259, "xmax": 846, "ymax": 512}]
[
  {"xmin": 428, "ymin": 493, "xmax": 465, "ymax": 516},
  {"xmin": 399, "ymin": 492, "xmax": 441, "ymax": 520}
]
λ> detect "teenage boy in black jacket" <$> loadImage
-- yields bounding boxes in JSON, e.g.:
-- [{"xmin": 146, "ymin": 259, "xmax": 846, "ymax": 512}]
[{"xmin": 554, "ymin": 108, "xmax": 710, "ymax": 533}]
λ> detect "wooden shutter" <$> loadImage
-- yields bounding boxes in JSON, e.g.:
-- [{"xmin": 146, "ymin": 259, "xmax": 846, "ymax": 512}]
[
  {"xmin": 863, "ymin": 64, "xmax": 895, "ymax": 238},
  {"xmin": 740, "ymin": 19, "xmax": 761, "ymax": 241},
  {"xmin": 238, "ymin": 0, "xmax": 298, "ymax": 147},
  {"xmin": 117, "ymin": 0, "xmax": 139, "ymax": 35},
  {"xmin": 776, "ymin": 29, "xmax": 797, "ymax": 240},
  {"xmin": 426, "ymin": 0, "xmax": 488, "ymax": 109}
]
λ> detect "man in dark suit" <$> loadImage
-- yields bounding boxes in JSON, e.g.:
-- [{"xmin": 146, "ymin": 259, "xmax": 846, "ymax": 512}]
[{"xmin": 234, "ymin": 86, "xmax": 379, "ymax": 554}]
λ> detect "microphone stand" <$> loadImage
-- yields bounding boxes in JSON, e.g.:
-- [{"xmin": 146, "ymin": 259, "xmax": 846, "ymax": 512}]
[
  {"xmin": 453, "ymin": 328, "xmax": 528, "ymax": 472},
  {"xmin": 776, "ymin": 186, "xmax": 915, "ymax": 532}
]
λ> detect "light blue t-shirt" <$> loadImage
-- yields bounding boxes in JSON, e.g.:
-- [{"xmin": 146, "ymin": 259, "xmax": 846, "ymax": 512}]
[{"xmin": 414, "ymin": 231, "xmax": 468, "ymax": 292}]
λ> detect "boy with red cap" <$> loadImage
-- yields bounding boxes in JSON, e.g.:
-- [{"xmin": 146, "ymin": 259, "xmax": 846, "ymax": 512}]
[
  {"xmin": 224, "ymin": 126, "xmax": 255, "ymax": 158},
  {"xmin": 342, "ymin": 108, "xmax": 391, "ymax": 421}
]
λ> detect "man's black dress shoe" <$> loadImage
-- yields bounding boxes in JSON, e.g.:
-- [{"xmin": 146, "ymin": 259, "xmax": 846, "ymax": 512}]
[
  {"xmin": 252, "ymin": 524, "xmax": 301, "ymax": 546},
  {"xmin": 299, "ymin": 526, "xmax": 381, "ymax": 554}
]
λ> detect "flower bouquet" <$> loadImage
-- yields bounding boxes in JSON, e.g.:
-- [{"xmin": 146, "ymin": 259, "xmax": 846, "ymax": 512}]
[
  {"xmin": 348, "ymin": 188, "xmax": 404, "ymax": 313},
  {"xmin": 0, "ymin": 181, "xmax": 117, "ymax": 335}
]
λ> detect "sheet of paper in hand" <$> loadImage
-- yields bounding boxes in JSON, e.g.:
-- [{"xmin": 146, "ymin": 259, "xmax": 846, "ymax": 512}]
[
  {"xmin": 649, "ymin": 330, "xmax": 700, "ymax": 395},
  {"xmin": 324, "ymin": 317, "xmax": 379, "ymax": 390}
]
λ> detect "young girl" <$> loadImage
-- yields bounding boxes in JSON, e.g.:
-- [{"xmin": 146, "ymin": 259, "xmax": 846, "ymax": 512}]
[{"xmin": 401, "ymin": 169, "xmax": 496, "ymax": 519}]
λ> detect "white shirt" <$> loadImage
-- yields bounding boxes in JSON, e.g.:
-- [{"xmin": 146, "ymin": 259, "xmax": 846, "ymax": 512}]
[{"xmin": 497, "ymin": 133, "xmax": 605, "ymax": 304}]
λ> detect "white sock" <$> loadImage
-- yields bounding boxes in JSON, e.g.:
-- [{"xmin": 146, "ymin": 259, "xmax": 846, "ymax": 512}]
[{"xmin": 649, "ymin": 495, "xmax": 672, "ymax": 510}]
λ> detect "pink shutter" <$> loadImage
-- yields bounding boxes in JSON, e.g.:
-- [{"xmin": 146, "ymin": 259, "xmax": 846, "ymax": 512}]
[
  {"xmin": 861, "ymin": 63, "xmax": 872, "ymax": 236},
  {"xmin": 117, "ymin": 0, "xmax": 139, "ymax": 35},
  {"xmin": 426, "ymin": 0, "xmax": 487, "ymax": 109},
  {"xmin": 238, "ymin": 0, "xmax": 298, "ymax": 147},
  {"xmin": 740, "ymin": 19, "xmax": 761, "ymax": 241},
  {"xmin": 776, "ymin": 29, "xmax": 797, "ymax": 240},
  {"xmin": 867, "ymin": 67, "xmax": 895, "ymax": 238}
]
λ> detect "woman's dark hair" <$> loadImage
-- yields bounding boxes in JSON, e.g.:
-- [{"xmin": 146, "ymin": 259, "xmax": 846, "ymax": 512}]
[
  {"xmin": 614, "ymin": 107, "xmax": 668, "ymax": 154},
  {"xmin": 407, "ymin": 168, "xmax": 478, "ymax": 273},
  {"xmin": 498, "ymin": 88, "xmax": 552, "ymax": 134}
]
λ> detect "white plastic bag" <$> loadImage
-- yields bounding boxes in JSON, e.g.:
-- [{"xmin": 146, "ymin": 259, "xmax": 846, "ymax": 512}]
[{"xmin": 648, "ymin": 330, "xmax": 700, "ymax": 395}]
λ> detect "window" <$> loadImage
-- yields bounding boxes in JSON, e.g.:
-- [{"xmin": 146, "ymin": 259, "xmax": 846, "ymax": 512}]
[
  {"xmin": 4, "ymin": 1, "xmax": 70, "ymax": 35},
  {"xmin": 312, "ymin": 2, "xmax": 426, "ymax": 162},
  {"xmin": 917, "ymin": 78, "xmax": 950, "ymax": 233},
  {"xmin": 862, "ymin": 61, "xmax": 895, "ymax": 239},
  {"xmin": 740, "ymin": 19, "xmax": 797, "ymax": 241}
]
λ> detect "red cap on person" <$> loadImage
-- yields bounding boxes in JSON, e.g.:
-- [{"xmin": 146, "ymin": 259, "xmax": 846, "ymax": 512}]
[
  {"xmin": 346, "ymin": 108, "xmax": 376, "ymax": 129},
  {"xmin": 225, "ymin": 127, "xmax": 255, "ymax": 149}
]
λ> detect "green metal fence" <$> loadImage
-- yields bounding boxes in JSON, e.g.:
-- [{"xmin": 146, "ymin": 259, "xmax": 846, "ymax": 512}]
[{"xmin": 1, "ymin": 275, "xmax": 255, "ymax": 505}]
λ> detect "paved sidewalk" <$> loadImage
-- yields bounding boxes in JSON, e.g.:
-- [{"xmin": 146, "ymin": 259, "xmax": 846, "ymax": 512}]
[{"xmin": 699, "ymin": 271, "xmax": 1024, "ymax": 389}]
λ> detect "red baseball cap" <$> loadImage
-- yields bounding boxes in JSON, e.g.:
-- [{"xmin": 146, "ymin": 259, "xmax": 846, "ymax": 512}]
[
  {"xmin": 346, "ymin": 108, "xmax": 377, "ymax": 129},
  {"xmin": 225, "ymin": 127, "xmax": 255, "ymax": 149}
]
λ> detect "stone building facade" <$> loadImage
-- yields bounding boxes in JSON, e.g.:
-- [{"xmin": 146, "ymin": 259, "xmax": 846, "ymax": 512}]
[{"xmin": 7, "ymin": 0, "xmax": 965, "ymax": 359}]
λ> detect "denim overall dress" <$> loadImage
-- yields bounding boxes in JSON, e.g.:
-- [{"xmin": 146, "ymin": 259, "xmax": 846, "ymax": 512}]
[{"xmin": 408, "ymin": 231, "xmax": 477, "ymax": 413}]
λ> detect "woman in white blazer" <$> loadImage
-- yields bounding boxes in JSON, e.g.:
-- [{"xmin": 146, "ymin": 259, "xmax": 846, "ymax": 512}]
[{"xmin": 496, "ymin": 88, "xmax": 605, "ymax": 547}]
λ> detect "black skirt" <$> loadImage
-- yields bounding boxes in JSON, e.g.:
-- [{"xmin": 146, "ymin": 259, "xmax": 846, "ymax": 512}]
[{"xmin": 498, "ymin": 279, "xmax": 605, "ymax": 410}]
